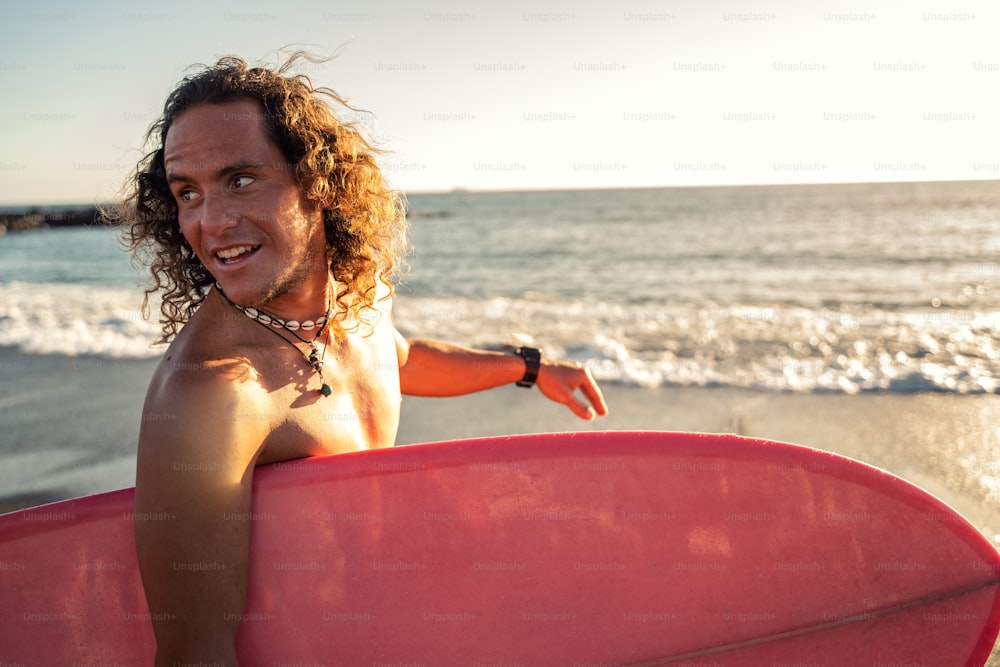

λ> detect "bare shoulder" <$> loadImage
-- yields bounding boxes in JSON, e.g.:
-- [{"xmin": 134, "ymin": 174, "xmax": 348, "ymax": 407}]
[
  {"xmin": 140, "ymin": 332, "xmax": 272, "ymax": 467},
  {"xmin": 366, "ymin": 278, "xmax": 408, "ymax": 363},
  {"xmin": 134, "ymin": 328, "xmax": 270, "ymax": 661},
  {"xmin": 134, "ymin": 325, "xmax": 272, "ymax": 528}
]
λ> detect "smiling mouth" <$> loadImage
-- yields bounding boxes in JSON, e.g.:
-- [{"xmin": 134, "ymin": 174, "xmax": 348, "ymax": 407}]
[{"xmin": 216, "ymin": 245, "xmax": 260, "ymax": 264}]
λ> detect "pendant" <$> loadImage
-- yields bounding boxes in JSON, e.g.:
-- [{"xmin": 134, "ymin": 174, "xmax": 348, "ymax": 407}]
[
  {"xmin": 308, "ymin": 347, "xmax": 323, "ymax": 373},
  {"xmin": 320, "ymin": 384, "xmax": 333, "ymax": 397}
]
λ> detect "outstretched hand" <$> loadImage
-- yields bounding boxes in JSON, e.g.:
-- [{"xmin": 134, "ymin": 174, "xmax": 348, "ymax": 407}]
[{"xmin": 536, "ymin": 360, "xmax": 609, "ymax": 420}]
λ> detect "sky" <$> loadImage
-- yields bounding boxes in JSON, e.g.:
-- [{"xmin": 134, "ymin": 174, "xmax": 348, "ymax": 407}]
[{"xmin": 0, "ymin": 0, "xmax": 998, "ymax": 205}]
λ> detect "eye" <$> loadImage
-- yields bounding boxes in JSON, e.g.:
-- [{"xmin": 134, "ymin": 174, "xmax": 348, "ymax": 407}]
[
  {"xmin": 233, "ymin": 174, "xmax": 256, "ymax": 189},
  {"xmin": 176, "ymin": 188, "xmax": 201, "ymax": 203}
]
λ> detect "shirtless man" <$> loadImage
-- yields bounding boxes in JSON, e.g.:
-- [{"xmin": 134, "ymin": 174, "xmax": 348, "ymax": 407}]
[{"xmin": 114, "ymin": 55, "xmax": 607, "ymax": 665}]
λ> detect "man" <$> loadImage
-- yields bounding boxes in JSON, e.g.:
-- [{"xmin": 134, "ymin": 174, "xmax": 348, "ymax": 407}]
[{"xmin": 113, "ymin": 54, "xmax": 607, "ymax": 664}]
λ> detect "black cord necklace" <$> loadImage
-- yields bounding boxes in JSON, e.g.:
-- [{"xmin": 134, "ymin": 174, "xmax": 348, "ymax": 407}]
[{"xmin": 216, "ymin": 284, "xmax": 334, "ymax": 397}]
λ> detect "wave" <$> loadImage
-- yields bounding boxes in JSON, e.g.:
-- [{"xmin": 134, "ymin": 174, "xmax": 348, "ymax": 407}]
[
  {"xmin": 0, "ymin": 281, "xmax": 161, "ymax": 359},
  {"xmin": 3, "ymin": 282, "xmax": 998, "ymax": 395},
  {"xmin": 392, "ymin": 295, "xmax": 1000, "ymax": 395}
]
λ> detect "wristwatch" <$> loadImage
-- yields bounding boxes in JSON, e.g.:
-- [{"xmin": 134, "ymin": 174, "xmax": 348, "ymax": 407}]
[{"xmin": 512, "ymin": 346, "xmax": 541, "ymax": 388}]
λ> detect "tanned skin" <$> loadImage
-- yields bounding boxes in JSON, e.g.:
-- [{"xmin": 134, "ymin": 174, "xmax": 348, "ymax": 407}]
[{"xmin": 133, "ymin": 100, "xmax": 607, "ymax": 665}]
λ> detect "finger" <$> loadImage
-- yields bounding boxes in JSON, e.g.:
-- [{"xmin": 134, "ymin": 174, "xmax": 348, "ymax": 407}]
[
  {"xmin": 566, "ymin": 395, "xmax": 596, "ymax": 420},
  {"xmin": 550, "ymin": 378, "xmax": 595, "ymax": 420},
  {"xmin": 578, "ymin": 373, "xmax": 609, "ymax": 417}
]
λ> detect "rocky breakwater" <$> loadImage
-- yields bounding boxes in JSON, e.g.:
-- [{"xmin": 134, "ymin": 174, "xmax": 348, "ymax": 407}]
[{"xmin": 0, "ymin": 205, "xmax": 103, "ymax": 234}]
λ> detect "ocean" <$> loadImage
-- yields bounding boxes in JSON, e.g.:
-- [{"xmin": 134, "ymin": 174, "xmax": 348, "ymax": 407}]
[
  {"xmin": 2, "ymin": 181, "xmax": 998, "ymax": 663},
  {"xmin": 2, "ymin": 180, "xmax": 998, "ymax": 395}
]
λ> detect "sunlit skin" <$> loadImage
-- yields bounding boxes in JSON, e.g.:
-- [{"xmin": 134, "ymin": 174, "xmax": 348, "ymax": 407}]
[
  {"xmin": 134, "ymin": 100, "xmax": 607, "ymax": 665},
  {"xmin": 165, "ymin": 101, "xmax": 329, "ymax": 319}
]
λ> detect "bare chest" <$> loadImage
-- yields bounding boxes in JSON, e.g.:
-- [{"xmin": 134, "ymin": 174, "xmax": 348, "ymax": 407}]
[{"xmin": 254, "ymin": 327, "xmax": 401, "ymax": 464}]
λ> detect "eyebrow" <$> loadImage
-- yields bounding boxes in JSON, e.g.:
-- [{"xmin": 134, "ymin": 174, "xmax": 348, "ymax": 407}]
[{"xmin": 165, "ymin": 162, "xmax": 265, "ymax": 185}]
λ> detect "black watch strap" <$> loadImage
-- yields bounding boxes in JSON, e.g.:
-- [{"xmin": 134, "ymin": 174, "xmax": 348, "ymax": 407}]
[{"xmin": 513, "ymin": 346, "xmax": 541, "ymax": 388}]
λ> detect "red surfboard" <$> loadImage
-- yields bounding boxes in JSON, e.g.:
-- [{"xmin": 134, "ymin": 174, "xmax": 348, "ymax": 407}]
[{"xmin": 1, "ymin": 432, "xmax": 998, "ymax": 665}]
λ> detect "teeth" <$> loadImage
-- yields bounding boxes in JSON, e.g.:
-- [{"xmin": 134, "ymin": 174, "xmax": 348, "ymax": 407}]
[{"xmin": 217, "ymin": 245, "xmax": 256, "ymax": 260}]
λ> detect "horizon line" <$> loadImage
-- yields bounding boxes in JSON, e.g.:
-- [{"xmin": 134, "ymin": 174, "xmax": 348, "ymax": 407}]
[{"xmin": 2, "ymin": 177, "xmax": 998, "ymax": 209}]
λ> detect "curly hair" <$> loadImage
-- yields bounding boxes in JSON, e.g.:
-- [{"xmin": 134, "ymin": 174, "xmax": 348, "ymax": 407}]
[{"xmin": 108, "ymin": 53, "xmax": 408, "ymax": 342}]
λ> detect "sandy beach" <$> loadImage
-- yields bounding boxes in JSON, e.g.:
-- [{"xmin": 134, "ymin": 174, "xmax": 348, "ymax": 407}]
[
  {"xmin": 1, "ymin": 347, "xmax": 999, "ymax": 661},
  {"xmin": 2, "ymin": 347, "xmax": 998, "ymax": 547}
]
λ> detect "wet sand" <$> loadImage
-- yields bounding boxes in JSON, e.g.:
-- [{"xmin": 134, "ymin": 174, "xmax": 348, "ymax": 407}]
[
  {"xmin": 2, "ymin": 347, "xmax": 996, "ymax": 547},
  {"xmin": 1, "ymin": 348, "xmax": 998, "ymax": 660}
]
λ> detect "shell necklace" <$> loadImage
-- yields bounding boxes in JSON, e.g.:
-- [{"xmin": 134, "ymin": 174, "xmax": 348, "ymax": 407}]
[{"xmin": 216, "ymin": 282, "xmax": 335, "ymax": 397}]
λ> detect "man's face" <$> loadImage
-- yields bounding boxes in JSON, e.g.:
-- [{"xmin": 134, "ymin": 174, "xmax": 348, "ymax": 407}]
[{"xmin": 164, "ymin": 99, "xmax": 327, "ymax": 309}]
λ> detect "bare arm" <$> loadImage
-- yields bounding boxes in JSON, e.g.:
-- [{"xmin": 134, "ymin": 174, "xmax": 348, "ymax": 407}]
[
  {"xmin": 397, "ymin": 335, "xmax": 608, "ymax": 420},
  {"xmin": 134, "ymin": 365, "xmax": 267, "ymax": 666}
]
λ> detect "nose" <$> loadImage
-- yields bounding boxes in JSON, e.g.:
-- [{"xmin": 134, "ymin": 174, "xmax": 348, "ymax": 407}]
[{"xmin": 198, "ymin": 191, "xmax": 238, "ymax": 236}]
